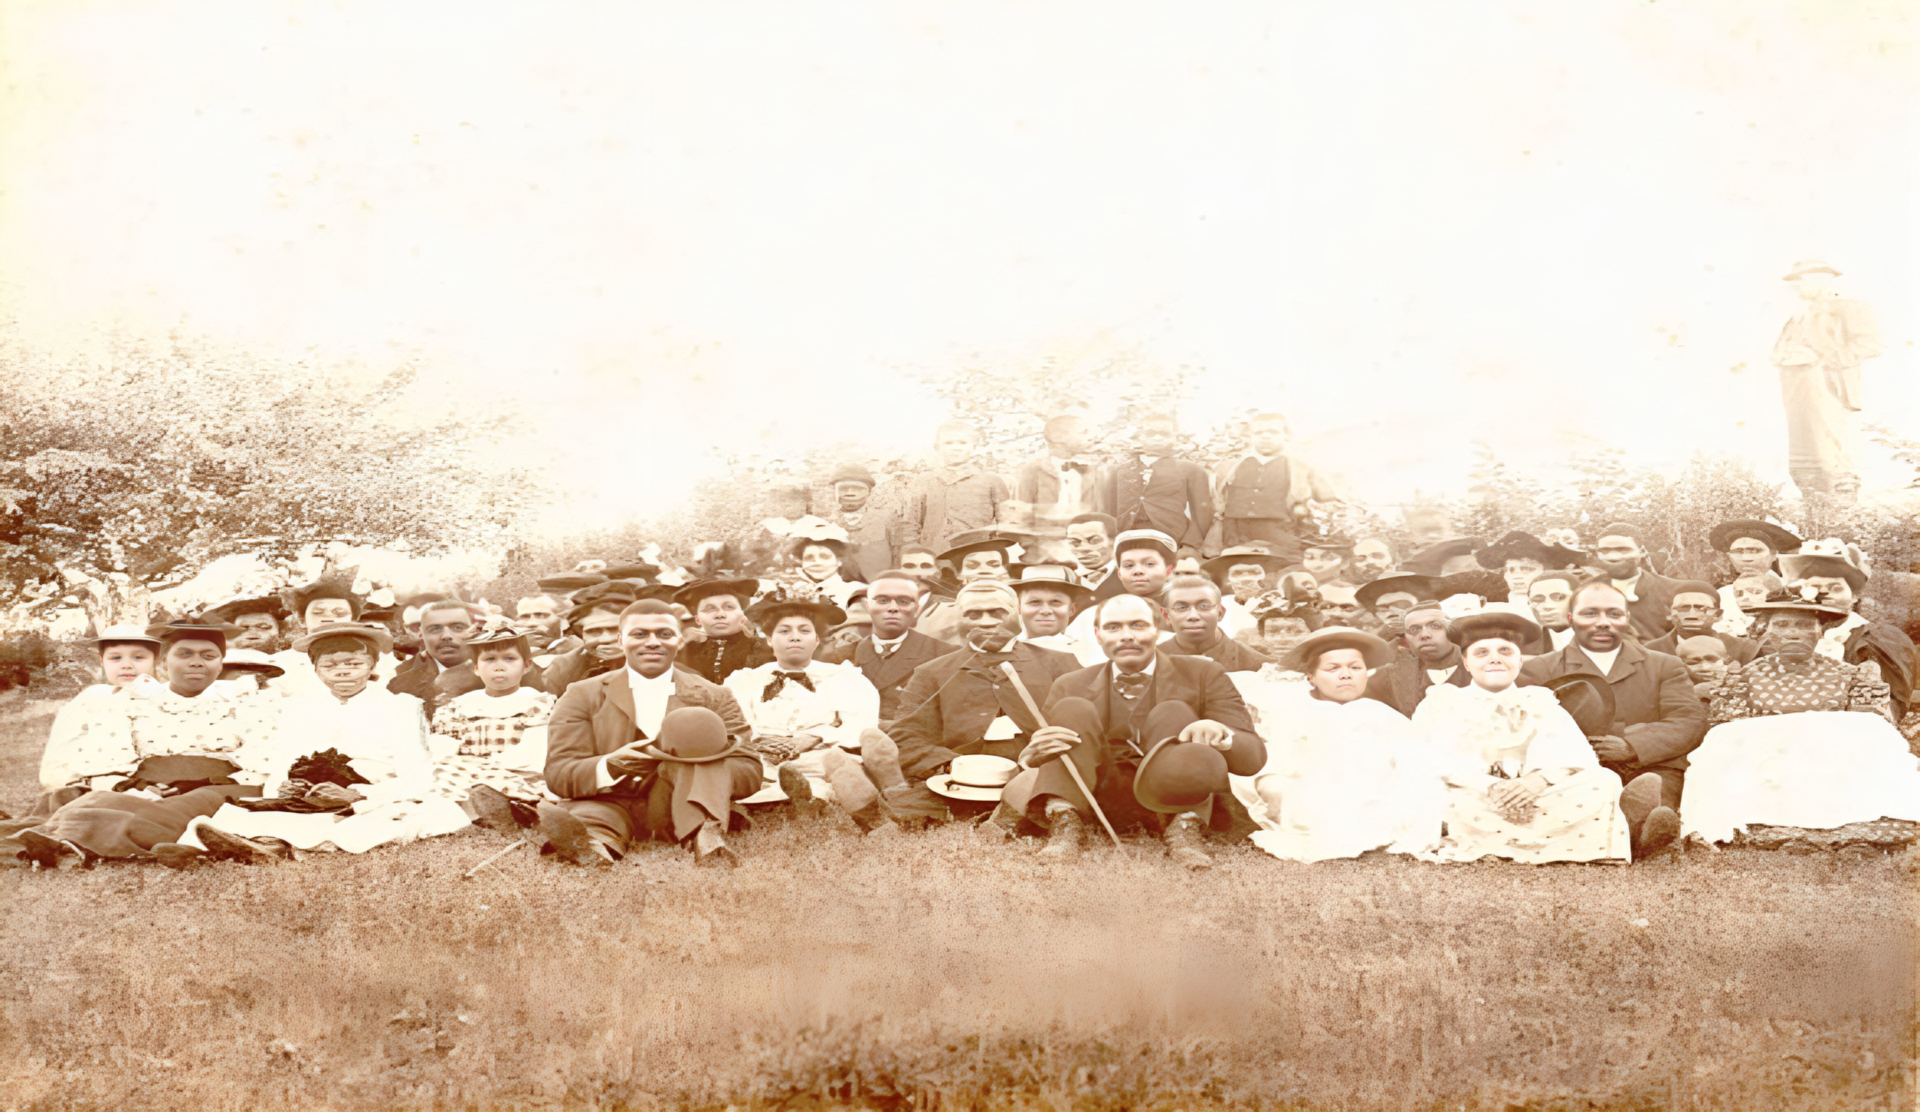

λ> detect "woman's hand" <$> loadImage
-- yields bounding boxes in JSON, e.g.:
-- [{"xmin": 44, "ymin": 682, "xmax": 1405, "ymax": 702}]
[{"xmin": 1487, "ymin": 774, "xmax": 1547, "ymax": 823}]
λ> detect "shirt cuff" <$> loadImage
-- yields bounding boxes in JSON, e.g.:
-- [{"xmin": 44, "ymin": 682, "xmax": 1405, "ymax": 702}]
[{"xmin": 595, "ymin": 755, "xmax": 618, "ymax": 791}]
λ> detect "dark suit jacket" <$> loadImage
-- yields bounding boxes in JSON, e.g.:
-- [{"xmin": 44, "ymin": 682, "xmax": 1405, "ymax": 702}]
[
  {"xmin": 1164, "ymin": 632, "xmax": 1272, "ymax": 673},
  {"xmin": 1644, "ymin": 629, "xmax": 1759, "ymax": 666},
  {"xmin": 386, "ymin": 655, "xmax": 445, "ymax": 718},
  {"xmin": 1844, "ymin": 620, "xmax": 1916, "ymax": 721},
  {"xmin": 544, "ymin": 667, "xmax": 751, "ymax": 800},
  {"xmin": 1098, "ymin": 456, "xmax": 1213, "ymax": 551},
  {"xmin": 1616, "ymin": 568, "xmax": 1686, "ymax": 642},
  {"xmin": 887, "ymin": 642, "xmax": 1083, "ymax": 778},
  {"xmin": 1363, "ymin": 650, "xmax": 1470, "ymax": 717},
  {"xmin": 819, "ymin": 630, "xmax": 959, "ymax": 723},
  {"xmin": 1517, "ymin": 640, "xmax": 1707, "ymax": 772},
  {"xmin": 1041, "ymin": 651, "xmax": 1265, "ymax": 777}
]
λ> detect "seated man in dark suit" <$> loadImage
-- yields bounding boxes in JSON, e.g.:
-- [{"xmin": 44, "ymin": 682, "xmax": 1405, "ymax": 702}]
[
  {"xmin": 998, "ymin": 595, "xmax": 1266, "ymax": 870},
  {"xmin": 1517, "ymin": 580, "xmax": 1708, "ymax": 859},
  {"xmin": 817, "ymin": 569, "xmax": 957, "ymax": 721},
  {"xmin": 536, "ymin": 599, "xmax": 760, "ymax": 866}
]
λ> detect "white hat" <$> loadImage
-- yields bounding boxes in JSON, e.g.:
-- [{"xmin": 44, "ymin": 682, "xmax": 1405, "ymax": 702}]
[
  {"xmin": 89, "ymin": 624, "xmax": 161, "ymax": 647},
  {"xmin": 927, "ymin": 754, "xmax": 1019, "ymax": 801}
]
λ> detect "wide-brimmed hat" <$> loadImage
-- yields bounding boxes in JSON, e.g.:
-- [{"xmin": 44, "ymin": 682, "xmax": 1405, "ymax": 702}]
[
  {"xmin": 1279, "ymin": 627, "xmax": 1395, "ymax": 673},
  {"xmin": 146, "ymin": 619, "xmax": 243, "ymax": 648},
  {"xmin": 1782, "ymin": 259, "xmax": 1840, "ymax": 281},
  {"xmin": 573, "ymin": 580, "xmax": 641, "ymax": 609},
  {"xmin": 601, "ymin": 562, "xmax": 661, "ymax": 582},
  {"xmin": 1473, "ymin": 531, "xmax": 1584, "ymax": 571},
  {"xmin": 1543, "ymin": 674, "xmax": 1616, "ymax": 738},
  {"xmin": 1707, "ymin": 519, "xmax": 1803, "ymax": 555},
  {"xmin": 937, "ymin": 527, "xmax": 1034, "ymax": 569},
  {"xmin": 927, "ymin": 754, "xmax": 1019, "ymax": 801},
  {"xmin": 220, "ymin": 649, "xmax": 286, "ymax": 678},
  {"xmin": 746, "ymin": 596, "xmax": 846, "ymax": 634},
  {"xmin": 1777, "ymin": 553, "xmax": 1867, "ymax": 594},
  {"xmin": 89, "ymin": 624, "xmax": 163, "ymax": 648},
  {"xmin": 790, "ymin": 534, "xmax": 854, "ymax": 562},
  {"xmin": 1430, "ymin": 569, "xmax": 1510, "ymax": 604},
  {"xmin": 674, "ymin": 578, "xmax": 761, "ymax": 610},
  {"xmin": 1403, "ymin": 537, "xmax": 1484, "ymax": 576},
  {"xmin": 1742, "ymin": 587, "xmax": 1851, "ymax": 620},
  {"xmin": 1112, "ymin": 528, "xmax": 1178, "ymax": 562},
  {"xmin": 292, "ymin": 622, "xmax": 395, "ymax": 656},
  {"xmin": 202, "ymin": 594, "xmax": 289, "ymax": 623},
  {"xmin": 1445, "ymin": 605, "xmax": 1542, "ymax": 647},
  {"xmin": 537, "ymin": 573, "xmax": 608, "ymax": 593},
  {"xmin": 638, "ymin": 706, "xmax": 747, "ymax": 763},
  {"xmin": 466, "ymin": 627, "xmax": 534, "ymax": 657},
  {"xmin": 1354, "ymin": 574, "xmax": 1439, "ymax": 612},
  {"xmin": 1200, "ymin": 548, "xmax": 1288, "ymax": 587},
  {"xmin": 291, "ymin": 574, "xmax": 364, "ymax": 620},
  {"xmin": 1010, "ymin": 562, "xmax": 1094, "ymax": 603},
  {"xmin": 1133, "ymin": 736, "xmax": 1232, "ymax": 814}
]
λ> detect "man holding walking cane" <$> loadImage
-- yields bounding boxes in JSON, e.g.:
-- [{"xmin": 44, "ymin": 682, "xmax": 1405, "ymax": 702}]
[{"xmin": 997, "ymin": 594, "xmax": 1267, "ymax": 869}]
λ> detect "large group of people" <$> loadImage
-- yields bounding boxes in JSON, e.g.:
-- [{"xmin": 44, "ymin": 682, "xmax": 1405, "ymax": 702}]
[{"xmin": 7, "ymin": 410, "xmax": 1920, "ymax": 872}]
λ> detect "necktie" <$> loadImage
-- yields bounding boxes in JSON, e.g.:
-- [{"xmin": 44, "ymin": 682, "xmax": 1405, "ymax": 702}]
[
  {"xmin": 762, "ymin": 671, "xmax": 816, "ymax": 700},
  {"xmin": 1115, "ymin": 671, "xmax": 1149, "ymax": 700}
]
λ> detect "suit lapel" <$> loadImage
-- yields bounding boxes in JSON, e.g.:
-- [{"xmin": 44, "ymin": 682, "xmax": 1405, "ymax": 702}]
[
  {"xmin": 869, "ymin": 635, "xmax": 923, "ymax": 691},
  {"xmin": 1609, "ymin": 642, "xmax": 1644, "ymax": 684}
]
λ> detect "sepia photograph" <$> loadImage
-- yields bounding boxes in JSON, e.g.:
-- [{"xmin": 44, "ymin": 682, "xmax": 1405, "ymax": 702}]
[{"xmin": 0, "ymin": 2, "xmax": 1914, "ymax": 1109}]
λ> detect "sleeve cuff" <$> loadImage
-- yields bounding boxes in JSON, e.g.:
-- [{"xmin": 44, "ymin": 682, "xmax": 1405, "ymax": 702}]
[{"xmin": 594, "ymin": 755, "xmax": 618, "ymax": 791}]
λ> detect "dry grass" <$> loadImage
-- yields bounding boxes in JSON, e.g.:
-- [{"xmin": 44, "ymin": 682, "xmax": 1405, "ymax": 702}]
[{"xmin": 0, "ymin": 691, "xmax": 1913, "ymax": 1112}]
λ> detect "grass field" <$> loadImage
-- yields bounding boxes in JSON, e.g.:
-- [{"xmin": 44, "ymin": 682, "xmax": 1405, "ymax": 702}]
[{"xmin": 0, "ymin": 690, "xmax": 1914, "ymax": 1112}]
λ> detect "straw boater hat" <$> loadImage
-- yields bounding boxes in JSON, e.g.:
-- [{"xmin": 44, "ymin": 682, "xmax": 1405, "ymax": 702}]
[
  {"xmin": 746, "ymin": 596, "xmax": 846, "ymax": 635},
  {"xmin": 927, "ymin": 754, "xmax": 1019, "ymax": 802},
  {"xmin": 1707, "ymin": 520, "xmax": 1803, "ymax": 555},
  {"xmin": 1009, "ymin": 562, "xmax": 1094, "ymax": 605},
  {"xmin": 1199, "ymin": 547, "xmax": 1288, "ymax": 588},
  {"xmin": 638, "ymin": 706, "xmax": 747, "ymax": 764},
  {"xmin": 88, "ymin": 624, "xmax": 162, "ymax": 648},
  {"xmin": 1112, "ymin": 528, "xmax": 1178, "ymax": 562},
  {"xmin": 219, "ymin": 649, "xmax": 286, "ymax": 678},
  {"xmin": 937, "ymin": 527, "xmax": 1035, "ymax": 571},
  {"xmin": 1473, "ymin": 531, "xmax": 1584, "ymax": 571},
  {"xmin": 1280, "ymin": 627, "xmax": 1395, "ymax": 673},
  {"xmin": 292, "ymin": 622, "xmax": 395, "ymax": 657}
]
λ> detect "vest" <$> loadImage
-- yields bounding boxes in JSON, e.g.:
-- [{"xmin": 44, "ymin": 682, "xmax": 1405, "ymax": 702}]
[{"xmin": 1223, "ymin": 455, "xmax": 1293, "ymax": 519}]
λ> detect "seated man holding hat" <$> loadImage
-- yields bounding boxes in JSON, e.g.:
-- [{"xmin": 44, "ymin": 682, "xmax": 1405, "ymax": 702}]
[
  {"xmin": 860, "ymin": 580, "xmax": 1083, "ymax": 829},
  {"xmin": 722, "ymin": 595, "xmax": 881, "ymax": 807},
  {"xmin": 7, "ymin": 620, "xmax": 274, "ymax": 867},
  {"xmin": 1235, "ymin": 627, "xmax": 1441, "ymax": 862},
  {"xmin": 537, "ymin": 599, "xmax": 760, "ymax": 866},
  {"xmin": 998, "ymin": 594, "xmax": 1267, "ymax": 870},
  {"xmin": 176, "ymin": 622, "xmax": 471, "ymax": 862}
]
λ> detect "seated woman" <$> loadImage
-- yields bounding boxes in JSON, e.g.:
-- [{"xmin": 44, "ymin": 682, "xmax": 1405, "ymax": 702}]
[
  {"xmin": 176, "ymin": 623, "xmax": 471, "ymax": 861},
  {"xmin": 8, "ymin": 621, "xmax": 273, "ymax": 867},
  {"xmin": 1682, "ymin": 590, "xmax": 1920, "ymax": 845},
  {"xmin": 1414, "ymin": 607, "xmax": 1630, "ymax": 864},
  {"xmin": 722, "ymin": 596, "xmax": 879, "ymax": 806},
  {"xmin": 428, "ymin": 627, "xmax": 558, "ymax": 829},
  {"xmin": 36, "ymin": 625, "xmax": 163, "ymax": 796},
  {"xmin": 1235, "ymin": 628, "xmax": 1443, "ymax": 862}
]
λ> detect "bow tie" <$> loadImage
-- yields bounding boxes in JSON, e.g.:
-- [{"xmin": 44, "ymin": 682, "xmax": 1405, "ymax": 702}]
[
  {"xmin": 1059, "ymin": 459, "xmax": 1094, "ymax": 473},
  {"xmin": 1115, "ymin": 671, "xmax": 1150, "ymax": 699},
  {"xmin": 762, "ymin": 671, "xmax": 816, "ymax": 700}
]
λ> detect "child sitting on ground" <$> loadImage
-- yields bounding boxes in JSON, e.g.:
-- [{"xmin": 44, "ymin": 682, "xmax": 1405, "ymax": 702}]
[
  {"xmin": 37, "ymin": 625, "xmax": 163, "ymax": 794},
  {"xmin": 428, "ymin": 627, "xmax": 557, "ymax": 829}
]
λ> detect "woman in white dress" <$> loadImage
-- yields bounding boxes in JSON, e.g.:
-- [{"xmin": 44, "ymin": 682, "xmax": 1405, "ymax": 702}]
[
  {"xmin": 181, "ymin": 623, "xmax": 471, "ymax": 859},
  {"xmin": 36, "ymin": 625, "xmax": 163, "ymax": 795},
  {"xmin": 1238, "ymin": 628, "xmax": 1443, "ymax": 862},
  {"xmin": 1415, "ymin": 609, "xmax": 1631, "ymax": 864}
]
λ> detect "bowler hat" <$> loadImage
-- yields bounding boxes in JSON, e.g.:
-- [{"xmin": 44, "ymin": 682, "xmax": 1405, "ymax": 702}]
[
  {"xmin": 1543, "ymin": 674, "xmax": 1616, "ymax": 738},
  {"xmin": 639, "ymin": 707, "xmax": 747, "ymax": 764},
  {"xmin": 1133, "ymin": 736, "xmax": 1231, "ymax": 814},
  {"xmin": 1707, "ymin": 519, "xmax": 1803, "ymax": 555},
  {"xmin": 927, "ymin": 754, "xmax": 1018, "ymax": 802}
]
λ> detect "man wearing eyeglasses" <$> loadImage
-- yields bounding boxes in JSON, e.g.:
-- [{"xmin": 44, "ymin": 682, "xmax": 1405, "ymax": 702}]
[{"xmin": 1159, "ymin": 573, "xmax": 1272, "ymax": 672}]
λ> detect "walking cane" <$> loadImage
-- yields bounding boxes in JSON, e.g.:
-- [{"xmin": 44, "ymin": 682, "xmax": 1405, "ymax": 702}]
[{"xmin": 998, "ymin": 661, "xmax": 1123, "ymax": 849}]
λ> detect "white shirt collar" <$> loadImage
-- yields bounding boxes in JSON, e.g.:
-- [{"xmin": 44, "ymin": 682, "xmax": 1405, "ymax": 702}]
[
  {"xmin": 1580, "ymin": 646, "xmax": 1621, "ymax": 677},
  {"xmin": 1115, "ymin": 658, "xmax": 1156, "ymax": 678},
  {"xmin": 1549, "ymin": 626, "xmax": 1576, "ymax": 650},
  {"xmin": 624, "ymin": 666, "xmax": 675, "ymax": 735},
  {"xmin": 872, "ymin": 631, "xmax": 908, "ymax": 650}
]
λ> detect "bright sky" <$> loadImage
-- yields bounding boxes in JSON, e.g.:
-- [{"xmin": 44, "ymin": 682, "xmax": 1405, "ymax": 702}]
[{"xmin": 1, "ymin": 0, "xmax": 1914, "ymax": 531}]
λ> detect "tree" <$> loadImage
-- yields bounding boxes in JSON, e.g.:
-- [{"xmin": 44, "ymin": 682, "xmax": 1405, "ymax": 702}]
[{"xmin": 0, "ymin": 325, "xmax": 543, "ymax": 629}]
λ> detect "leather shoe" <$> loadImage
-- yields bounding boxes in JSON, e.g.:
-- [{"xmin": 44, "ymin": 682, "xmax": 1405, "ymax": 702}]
[
  {"xmin": 1164, "ymin": 812, "xmax": 1212, "ymax": 870},
  {"xmin": 1038, "ymin": 807, "xmax": 1083, "ymax": 860}
]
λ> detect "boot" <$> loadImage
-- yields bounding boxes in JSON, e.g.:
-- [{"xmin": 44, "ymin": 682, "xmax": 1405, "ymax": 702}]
[
  {"xmin": 1163, "ymin": 812, "xmax": 1213, "ymax": 870},
  {"xmin": 824, "ymin": 759, "xmax": 893, "ymax": 833},
  {"xmin": 195, "ymin": 825, "xmax": 290, "ymax": 865},
  {"xmin": 1618, "ymin": 772, "xmax": 1662, "ymax": 853},
  {"xmin": 466, "ymin": 784, "xmax": 518, "ymax": 832},
  {"xmin": 1037, "ymin": 806, "xmax": 1084, "ymax": 860},
  {"xmin": 692, "ymin": 818, "xmax": 739, "ymax": 867},
  {"xmin": 976, "ymin": 801, "xmax": 1024, "ymax": 842},
  {"xmin": 777, "ymin": 763, "xmax": 827, "ymax": 818},
  {"xmin": 152, "ymin": 842, "xmax": 208, "ymax": 869},
  {"xmin": 859, "ymin": 731, "xmax": 909, "ymax": 795},
  {"xmin": 1636, "ymin": 806, "xmax": 1682, "ymax": 860},
  {"xmin": 536, "ymin": 802, "xmax": 611, "ymax": 867},
  {"xmin": 16, "ymin": 830, "xmax": 83, "ymax": 870}
]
